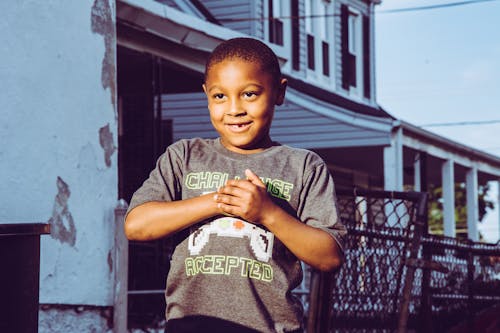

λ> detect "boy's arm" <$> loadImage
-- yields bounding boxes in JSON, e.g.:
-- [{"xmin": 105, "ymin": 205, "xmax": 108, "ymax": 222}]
[
  {"xmin": 125, "ymin": 193, "xmax": 219, "ymax": 241},
  {"xmin": 215, "ymin": 169, "xmax": 343, "ymax": 272},
  {"xmin": 260, "ymin": 205, "xmax": 343, "ymax": 272}
]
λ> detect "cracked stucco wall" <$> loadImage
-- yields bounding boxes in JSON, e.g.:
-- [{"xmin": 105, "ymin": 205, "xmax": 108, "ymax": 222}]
[{"xmin": 0, "ymin": 0, "xmax": 118, "ymax": 331}]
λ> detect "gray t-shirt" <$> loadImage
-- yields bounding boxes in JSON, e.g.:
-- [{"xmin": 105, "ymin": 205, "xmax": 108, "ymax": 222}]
[{"xmin": 128, "ymin": 138, "xmax": 346, "ymax": 333}]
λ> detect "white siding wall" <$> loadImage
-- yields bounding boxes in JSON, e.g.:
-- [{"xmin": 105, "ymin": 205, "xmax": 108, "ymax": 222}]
[
  {"xmin": 334, "ymin": 0, "xmax": 344, "ymax": 92},
  {"xmin": 272, "ymin": 99, "xmax": 387, "ymax": 148},
  {"xmin": 156, "ymin": 0, "xmax": 180, "ymax": 10},
  {"xmin": 162, "ymin": 92, "xmax": 389, "ymax": 148},
  {"xmin": 1, "ymin": 1, "xmax": 117, "ymax": 331},
  {"xmin": 163, "ymin": 93, "xmax": 218, "ymax": 141},
  {"xmin": 254, "ymin": 0, "xmax": 265, "ymax": 39},
  {"xmin": 297, "ymin": 0, "xmax": 307, "ymax": 77},
  {"xmin": 203, "ymin": 0, "xmax": 254, "ymax": 35}
]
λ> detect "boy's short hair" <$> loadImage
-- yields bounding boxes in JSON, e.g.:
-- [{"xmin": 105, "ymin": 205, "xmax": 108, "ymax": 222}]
[{"xmin": 204, "ymin": 37, "xmax": 282, "ymax": 86}]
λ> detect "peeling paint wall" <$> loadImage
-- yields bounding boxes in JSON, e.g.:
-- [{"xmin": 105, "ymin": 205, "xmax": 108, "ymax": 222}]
[
  {"xmin": 99, "ymin": 124, "xmax": 117, "ymax": 168},
  {"xmin": 91, "ymin": 0, "xmax": 117, "ymax": 112},
  {"xmin": 0, "ymin": 0, "xmax": 117, "ymax": 331},
  {"xmin": 48, "ymin": 177, "xmax": 77, "ymax": 246},
  {"xmin": 39, "ymin": 304, "xmax": 113, "ymax": 332}
]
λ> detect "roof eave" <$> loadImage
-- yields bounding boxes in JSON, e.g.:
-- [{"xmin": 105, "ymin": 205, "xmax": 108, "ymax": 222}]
[
  {"xmin": 400, "ymin": 120, "xmax": 500, "ymax": 168},
  {"xmin": 116, "ymin": 0, "xmax": 288, "ymax": 70}
]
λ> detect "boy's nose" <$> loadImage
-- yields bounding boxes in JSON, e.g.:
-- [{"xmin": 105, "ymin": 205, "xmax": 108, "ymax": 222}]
[{"xmin": 226, "ymin": 99, "xmax": 246, "ymax": 116}]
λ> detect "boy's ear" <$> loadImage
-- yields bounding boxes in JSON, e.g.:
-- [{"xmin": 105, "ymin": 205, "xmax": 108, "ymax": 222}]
[
  {"xmin": 275, "ymin": 78, "xmax": 287, "ymax": 106},
  {"xmin": 202, "ymin": 83, "xmax": 208, "ymax": 95}
]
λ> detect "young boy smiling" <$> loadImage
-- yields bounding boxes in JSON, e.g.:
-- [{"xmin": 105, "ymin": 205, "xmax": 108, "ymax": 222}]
[{"xmin": 125, "ymin": 37, "xmax": 346, "ymax": 333}]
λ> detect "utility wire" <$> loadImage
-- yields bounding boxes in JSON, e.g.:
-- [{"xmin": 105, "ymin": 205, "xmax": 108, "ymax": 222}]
[
  {"xmin": 219, "ymin": 0, "xmax": 499, "ymax": 22},
  {"xmin": 420, "ymin": 120, "xmax": 500, "ymax": 127},
  {"xmin": 219, "ymin": 13, "xmax": 340, "ymax": 22},
  {"xmin": 379, "ymin": 0, "xmax": 499, "ymax": 14}
]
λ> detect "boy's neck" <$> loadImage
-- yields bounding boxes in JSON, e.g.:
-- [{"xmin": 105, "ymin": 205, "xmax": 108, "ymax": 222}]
[{"xmin": 219, "ymin": 136, "xmax": 274, "ymax": 155}]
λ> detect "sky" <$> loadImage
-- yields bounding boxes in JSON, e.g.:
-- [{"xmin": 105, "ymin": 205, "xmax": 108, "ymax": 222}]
[{"xmin": 374, "ymin": 0, "xmax": 500, "ymax": 242}]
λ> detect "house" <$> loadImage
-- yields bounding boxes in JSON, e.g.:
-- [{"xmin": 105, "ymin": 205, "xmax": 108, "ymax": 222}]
[{"xmin": 1, "ymin": 0, "xmax": 499, "ymax": 331}]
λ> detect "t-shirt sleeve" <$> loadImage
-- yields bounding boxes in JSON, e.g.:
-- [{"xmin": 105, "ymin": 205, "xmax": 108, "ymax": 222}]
[
  {"xmin": 126, "ymin": 142, "xmax": 184, "ymax": 216},
  {"xmin": 297, "ymin": 155, "xmax": 347, "ymax": 252}
]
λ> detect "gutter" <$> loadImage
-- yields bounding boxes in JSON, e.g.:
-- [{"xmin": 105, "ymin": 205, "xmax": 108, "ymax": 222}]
[{"xmin": 398, "ymin": 120, "xmax": 500, "ymax": 166}]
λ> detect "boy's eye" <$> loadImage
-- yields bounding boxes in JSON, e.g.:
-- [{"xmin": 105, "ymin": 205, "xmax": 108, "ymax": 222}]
[
  {"xmin": 243, "ymin": 91, "xmax": 258, "ymax": 99},
  {"xmin": 212, "ymin": 93, "xmax": 225, "ymax": 100}
]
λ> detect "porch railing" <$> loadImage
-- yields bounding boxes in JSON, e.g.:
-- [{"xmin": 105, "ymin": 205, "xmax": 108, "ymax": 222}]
[{"xmin": 301, "ymin": 188, "xmax": 500, "ymax": 333}]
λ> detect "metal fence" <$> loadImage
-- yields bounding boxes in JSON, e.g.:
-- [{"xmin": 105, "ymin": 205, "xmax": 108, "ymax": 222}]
[
  {"xmin": 301, "ymin": 188, "xmax": 500, "ymax": 333},
  {"xmin": 297, "ymin": 188, "xmax": 426, "ymax": 332},
  {"xmin": 418, "ymin": 235, "xmax": 500, "ymax": 332}
]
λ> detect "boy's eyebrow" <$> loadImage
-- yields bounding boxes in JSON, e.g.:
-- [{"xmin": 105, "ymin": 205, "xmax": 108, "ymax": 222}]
[
  {"xmin": 206, "ymin": 83, "xmax": 264, "ymax": 93},
  {"xmin": 206, "ymin": 85, "xmax": 221, "ymax": 93}
]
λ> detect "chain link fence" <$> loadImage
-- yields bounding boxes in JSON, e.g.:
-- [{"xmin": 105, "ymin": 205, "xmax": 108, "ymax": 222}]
[{"xmin": 299, "ymin": 188, "xmax": 500, "ymax": 333}]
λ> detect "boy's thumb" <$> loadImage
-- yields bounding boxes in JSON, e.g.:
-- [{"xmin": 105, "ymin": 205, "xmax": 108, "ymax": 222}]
[{"xmin": 245, "ymin": 169, "xmax": 265, "ymax": 188}]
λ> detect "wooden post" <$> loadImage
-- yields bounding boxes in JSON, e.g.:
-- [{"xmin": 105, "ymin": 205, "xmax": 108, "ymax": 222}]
[
  {"xmin": 114, "ymin": 199, "xmax": 129, "ymax": 333},
  {"xmin": 397, "ymin": 192, "xmax": 428, "ymax": 333},
  {"xmin": 307, "ymin": 270, "xmax": 334, "ymax": 333}
]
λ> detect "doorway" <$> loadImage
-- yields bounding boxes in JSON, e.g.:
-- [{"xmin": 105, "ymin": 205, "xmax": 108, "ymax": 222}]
[{"xmin": 117, "ymin": 45, "xmax": 203, "ymax": 328}]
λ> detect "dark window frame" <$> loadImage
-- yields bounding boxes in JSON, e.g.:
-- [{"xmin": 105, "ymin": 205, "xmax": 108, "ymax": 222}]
[
  {"xmin": 307, "ymin": 34, "xmax": 315, "ymax": 70},
  {"xmin": 269, "ymin": 0, "xmax": 284, "ymax": 46},
  {"xmin": 341, "ymin": 4, "xmax": 350, "ymax": 90},
  {"xmin": 363, "ymin": 15, "xmax": 371, "ymax": 99},
  {"xmin": 322, "ymin": 40, "xmax": 330, "ymax": 77},
  {"xmin": 291, "ymin": 0, "xmax": 300, "ymax": 71}
]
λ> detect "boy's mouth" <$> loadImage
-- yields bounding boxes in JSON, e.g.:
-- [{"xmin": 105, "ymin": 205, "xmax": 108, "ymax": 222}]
[{"xmin": 225, "ymin": 121, "xmax": 252, "ymax": 132}]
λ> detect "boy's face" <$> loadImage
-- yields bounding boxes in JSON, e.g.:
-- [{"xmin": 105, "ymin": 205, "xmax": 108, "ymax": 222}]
[{"xmin": 203, "ymin": 58, "xmax": 286, "ymax": 154}]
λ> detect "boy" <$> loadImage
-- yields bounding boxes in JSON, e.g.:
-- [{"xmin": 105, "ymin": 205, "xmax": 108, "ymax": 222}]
[{"xmin": 125, "ymin": 37, "xmax": 346, "ymax": 333}]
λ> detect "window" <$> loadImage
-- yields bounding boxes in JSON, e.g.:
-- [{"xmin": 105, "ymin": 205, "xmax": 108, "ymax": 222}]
[
  {"xmin": 341, "ymin": 4, "xmax": 371, "ymax": 99},
  {"xmin": 269, "ymin": 0, "xmax": 283, "ymax": 45},
  {"xmin": 318, "ymin": 1, "xmax": 329, "ymax": 77},
  {"xmin": 305, "ymin": 0, "xmax": 332, "ymax": 79}
]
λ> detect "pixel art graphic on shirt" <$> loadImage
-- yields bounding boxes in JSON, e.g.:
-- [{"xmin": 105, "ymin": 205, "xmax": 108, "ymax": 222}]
[{"xmin": 188, "ymin": 217, "xmax": 274, "ymax": 262}]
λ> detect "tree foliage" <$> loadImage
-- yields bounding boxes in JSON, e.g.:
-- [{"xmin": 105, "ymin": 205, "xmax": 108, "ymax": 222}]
[{"xmin": 427, "ymin": 183, "xmax": 494, "ymax": 240}]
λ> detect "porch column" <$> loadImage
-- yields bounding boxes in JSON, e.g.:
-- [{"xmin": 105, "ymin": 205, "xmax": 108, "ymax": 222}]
[
  {"xmin": 384, "ymin": 127, "xmax": 403, "ymax": 191},
  {"xmin": 442, "ymin": 160, "xmax": 455, "ymax": 237},
  {"xmin": 498, "ymin": 180, "xmax": 500, "ymax": 241},
  {"xmin": 466, "ymin": 166, "xmax": 479, "ymax": 241},
  {"xmin": 384, "ymin": 128, "xmax": 404, "ymax": 228}
]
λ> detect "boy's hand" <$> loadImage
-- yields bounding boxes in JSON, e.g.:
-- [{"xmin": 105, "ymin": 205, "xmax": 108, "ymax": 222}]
[{"xmin": 214, "ymin": 169, "xmax": 276, "ymax": 224}]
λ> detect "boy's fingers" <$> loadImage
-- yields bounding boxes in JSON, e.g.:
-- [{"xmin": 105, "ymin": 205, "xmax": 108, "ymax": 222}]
[
  {"xmin": 218, "ymin": 184, "xmax": 250, "ymax": 198},
  {"xmin": 216, "ymin": 202, "xmax": 239, "ymax": 217},
  {"xmin": 245, "ymin": 169, "xmax": 266, "ymax": 188},
  {"xmin": 214, "ymin": 193, "xmax": 240, "ymax": 206}
]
